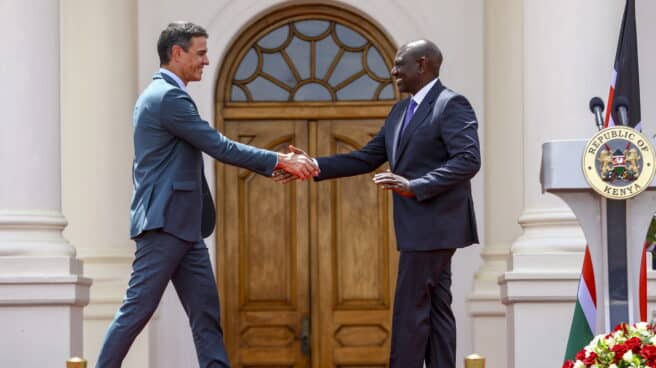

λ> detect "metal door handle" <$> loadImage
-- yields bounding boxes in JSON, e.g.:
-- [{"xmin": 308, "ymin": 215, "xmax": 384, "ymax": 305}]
[{"xmin": 299, "ymin": 316, "xmax": 311, "ymax": 356}]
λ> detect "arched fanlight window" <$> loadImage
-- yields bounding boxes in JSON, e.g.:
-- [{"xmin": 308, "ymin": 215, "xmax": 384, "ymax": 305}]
[{"xmin": 230, "ymin": 20, "xmax": 395, "ymax": 102}]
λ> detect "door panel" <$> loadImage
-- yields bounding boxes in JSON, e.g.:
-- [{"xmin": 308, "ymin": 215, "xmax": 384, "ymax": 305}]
[
  {"xmin": 221, "ymin": 119, "xmax": 397, "ymax": 368},
  {"xmin": 223, "ymin": 120, "xmax": 310, "ymax": 368},
  {"xmin": 314, "ymin": 120, "xmax": 398, "ymax": 368}
]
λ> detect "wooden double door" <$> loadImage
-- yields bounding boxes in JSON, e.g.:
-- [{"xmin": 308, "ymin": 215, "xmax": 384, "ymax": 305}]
[{"xmin": 219, "ymin": 118, "xmax": 399, "ymax": 367}]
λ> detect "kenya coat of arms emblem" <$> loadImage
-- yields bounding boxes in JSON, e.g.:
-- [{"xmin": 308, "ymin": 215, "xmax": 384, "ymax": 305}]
[{"xmin": 583, "ymin": 126, "xmax": 656, "ymax": 199}]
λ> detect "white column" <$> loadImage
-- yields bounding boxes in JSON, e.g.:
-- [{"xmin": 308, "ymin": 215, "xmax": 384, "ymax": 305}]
[
  {"xmin": 60, "ymin": 1, "xmax": 149, "ymax": 367},
  {"xmin": 499, "ymin": 1, "xmax": 624, "ymax": 367},
  {"xmin": 469, "ymin": 1, "xmax": 523, "ymax": 367},
  {"xmin": 0, "ymin": 1, "xmax": 91, "ymax": 367}
]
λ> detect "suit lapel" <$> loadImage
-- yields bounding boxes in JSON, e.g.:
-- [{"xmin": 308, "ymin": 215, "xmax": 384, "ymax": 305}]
[
  {"xmin": 390, "ymin": 99, "xmax": 410, "ymax": 168},
  {"xmin": 395, "ymin": 81, "xmax": 444, "ymax": 162}
]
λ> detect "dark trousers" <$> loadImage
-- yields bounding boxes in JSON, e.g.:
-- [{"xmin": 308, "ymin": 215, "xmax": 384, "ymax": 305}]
[
  {"xmin": 389, "ymin": 249, "xmax": 456, "ymax": 368},
  {"xmin": 96, "ymin": 230, "xmax": 230, "ymax": 368}
]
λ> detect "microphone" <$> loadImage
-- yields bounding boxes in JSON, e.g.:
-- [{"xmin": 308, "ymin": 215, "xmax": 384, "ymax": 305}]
[
  {"xmin": 614, "ymin": 96, "xmax": 630, "ymax": 126},
  {"xmin": 588, "ymin": 97, "xmax": 605, "ymax": 131}
]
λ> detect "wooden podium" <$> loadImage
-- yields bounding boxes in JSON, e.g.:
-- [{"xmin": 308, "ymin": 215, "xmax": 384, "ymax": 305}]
[{"xmin": 541, "ymin": 136, "xmax": 656, "ymax": 332}]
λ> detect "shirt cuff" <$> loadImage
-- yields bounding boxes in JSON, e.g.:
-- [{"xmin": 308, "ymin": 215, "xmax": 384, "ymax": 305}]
[{"xmin": 273, "ymin": 153, "xmax": 281, "ymax": 170}]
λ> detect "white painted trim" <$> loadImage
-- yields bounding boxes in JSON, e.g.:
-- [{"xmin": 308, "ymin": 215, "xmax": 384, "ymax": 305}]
[
  {"xmin": 0, "ymin": 210, "xmax": 75, "ymax": 257},
  {"xmin": 500, "ymin": 273, "xmax": 580, "ymax": 303},
  {"xmin": 511, "ymin": 207, "xmax": 586, "ymax": 255},
  {"xmin": 0, "ymin": 277, "xmax": 91, "ymax": 306}
]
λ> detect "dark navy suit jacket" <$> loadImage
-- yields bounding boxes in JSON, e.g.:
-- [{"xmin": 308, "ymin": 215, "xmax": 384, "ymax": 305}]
[
  {"xmin": 129, "ymin": 72, "xmax": 278, "ymax": 242},
  {"xmin": 316, "ymin": 80, "xmax": 480, "ymax": 251}
]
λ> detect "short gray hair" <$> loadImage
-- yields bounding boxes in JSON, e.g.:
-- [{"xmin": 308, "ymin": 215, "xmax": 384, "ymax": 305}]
[{"xmin": 157, "ymin": 21, "xmax": 208, "ymax": 65}]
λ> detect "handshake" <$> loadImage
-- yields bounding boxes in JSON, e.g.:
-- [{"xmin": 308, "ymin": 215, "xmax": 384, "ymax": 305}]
[
  {"xmin": 272, "ymin": 145, "xmax": 415, "ymax": 198},
  {"xmin": 273, "ymin": 145, "xmax": 318, "ymax": 183}
]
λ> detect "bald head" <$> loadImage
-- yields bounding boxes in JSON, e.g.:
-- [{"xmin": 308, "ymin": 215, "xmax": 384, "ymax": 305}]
[
  {"xmin": 401, "ymin": 40, "xmax": 442, "ymax": 76},
  {"xmin": 391, "ymin": 39, "xmax": 443, "ymax": 94}
]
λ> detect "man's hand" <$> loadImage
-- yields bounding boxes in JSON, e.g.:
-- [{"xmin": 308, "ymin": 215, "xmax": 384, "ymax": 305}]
[
  {"xmin": 274, "ymin": 145, "xmax": 319, "ymax": 182},
  {"xmin": 372, "ymin": 170, "xmax": 415, "ymax": 198},
  {"xmin": 271, "ymin": 169, "xmax": 298, "ymax": 184}
]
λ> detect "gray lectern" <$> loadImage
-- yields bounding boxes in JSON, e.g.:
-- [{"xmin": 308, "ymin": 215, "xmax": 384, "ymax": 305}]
[{"xmin": 541, "ymin": 136, "xmax": 656, "ymax": 332}]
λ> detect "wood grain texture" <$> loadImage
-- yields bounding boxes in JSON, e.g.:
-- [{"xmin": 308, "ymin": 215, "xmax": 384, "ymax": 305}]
[{"xmin": 316, "ymin": 120, "xmax": 398, "ymax": 367}]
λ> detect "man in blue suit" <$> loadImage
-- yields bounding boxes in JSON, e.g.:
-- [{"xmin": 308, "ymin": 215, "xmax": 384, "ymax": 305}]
[
  {"xmin": 281, "ymin": 40, "xmax": 480, "ymax": 368},
  {"xmin": 96, "ymin": 22, "xmax": 317, "ymax": 368}
]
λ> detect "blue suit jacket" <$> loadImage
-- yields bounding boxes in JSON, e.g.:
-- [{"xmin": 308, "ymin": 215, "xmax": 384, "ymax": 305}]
[
  {"xmin": 130, "ymin": 72, "xmax": 277, "ymax": 242},
  {"xmin": 315, "ymin": 81, "xmax": 480, "ymax": 251}
]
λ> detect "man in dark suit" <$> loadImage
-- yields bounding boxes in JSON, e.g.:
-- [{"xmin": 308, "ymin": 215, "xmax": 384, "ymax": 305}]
[
  {"xmin": 96, "ymin": 22, "xmax": 317, "ymax": 368},
  {"xmin": 280, "ymin": 40, "xmax": 480, "ymax": 368}
]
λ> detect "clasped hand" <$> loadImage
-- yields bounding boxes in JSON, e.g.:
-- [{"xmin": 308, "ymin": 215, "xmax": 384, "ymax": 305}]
[
  {"xmin": 275, "ymin": 145, "xmax": 320, "ymax": 181},
  {"xmin": 272, "ymin": 146, "xmax": 414, "ymax": 198}
]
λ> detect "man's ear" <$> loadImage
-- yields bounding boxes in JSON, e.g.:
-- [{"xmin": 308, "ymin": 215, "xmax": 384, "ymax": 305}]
[
  {"xmin": 170, "ymin": 44, "xmax": 184, "ymax": 61},
  {"xmin": 417, "ymin": 56, "xmax": 426, "ymax": 74}
]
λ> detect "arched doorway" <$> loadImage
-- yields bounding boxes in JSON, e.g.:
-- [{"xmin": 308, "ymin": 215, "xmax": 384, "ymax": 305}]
[{"xmin": 214, "ymin": 4, "xmax": 399, "ymax": 367}]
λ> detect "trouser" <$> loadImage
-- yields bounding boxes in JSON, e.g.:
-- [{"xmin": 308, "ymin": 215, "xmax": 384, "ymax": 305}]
[
  {"xmin": 389, "ymin": 248, "xmax": 456, "ymax": 368},
  {"xmin": 96, "ymin": 230, "xmax": 230, "ymax": 368}
]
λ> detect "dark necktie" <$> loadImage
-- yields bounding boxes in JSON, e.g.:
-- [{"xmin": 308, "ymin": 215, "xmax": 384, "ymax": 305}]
[{"xmin": 398, "ymin": 99, "xmax": 417, "ymax": 142}]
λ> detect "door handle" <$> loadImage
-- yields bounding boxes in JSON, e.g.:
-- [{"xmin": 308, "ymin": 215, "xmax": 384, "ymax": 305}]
[{"xmin": 299, "ymin": 316, "xmax": 311, "ymax": 356}]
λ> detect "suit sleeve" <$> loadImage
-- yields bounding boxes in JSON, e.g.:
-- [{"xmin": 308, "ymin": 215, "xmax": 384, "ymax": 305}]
[
  {"xmin": 408, "ymin": 95, "xmax": 481, "ymax": 201},
  {"xmin": 160, "ymin": 89, "xmax": 277, "ymax": 176},
  {"xmin": 314, "ymin": 125, "xmax": 388, "ymax": 181}
]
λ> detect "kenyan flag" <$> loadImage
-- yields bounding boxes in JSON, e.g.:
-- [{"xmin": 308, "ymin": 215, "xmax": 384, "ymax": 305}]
[
  {"xmin": 563, "ymin": 247, "xmax": 597, "ymax": 361},
  {"xmin": 602, "ymin": 0, "xmax": 649, "ymax": 324}
]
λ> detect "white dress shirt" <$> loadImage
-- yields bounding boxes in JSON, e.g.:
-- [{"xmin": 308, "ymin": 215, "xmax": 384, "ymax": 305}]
[
  {"xmin": 159, "ymin": 68, "xmax": 187, "ymax": 91},
  {"xmin": 411, "ymin": 77, "xmax": 439, "ymax": 106}
]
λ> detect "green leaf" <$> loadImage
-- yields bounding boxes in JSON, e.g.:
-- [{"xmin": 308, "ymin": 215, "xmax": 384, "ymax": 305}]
[{"xmin": 647, "ymin": 215, "xmax": 656, "ymax": 244}]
